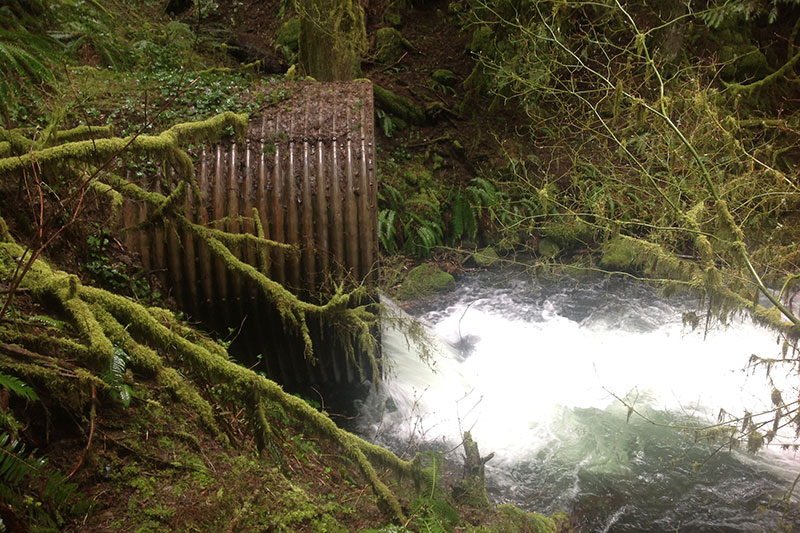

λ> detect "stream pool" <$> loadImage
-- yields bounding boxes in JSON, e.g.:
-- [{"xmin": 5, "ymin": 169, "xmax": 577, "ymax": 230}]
[{"xmin": 356, "ymin": 271, "xmax": 800, "ymax": 531}]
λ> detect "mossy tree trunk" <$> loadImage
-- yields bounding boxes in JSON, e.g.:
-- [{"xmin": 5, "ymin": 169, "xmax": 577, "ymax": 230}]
[{"xmin": 297, "ymin": 0, "xmax": 367, "ymax": 81}]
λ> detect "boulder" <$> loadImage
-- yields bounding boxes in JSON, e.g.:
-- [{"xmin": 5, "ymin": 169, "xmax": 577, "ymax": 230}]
[{"xmin": 396, "ymin": 263, "xmax": 455, "ymax": 300}]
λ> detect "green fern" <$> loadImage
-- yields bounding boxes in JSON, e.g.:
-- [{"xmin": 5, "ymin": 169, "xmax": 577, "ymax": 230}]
[
  {"xmin": 378, "ymin": 208, "xmax": 398, "ymax": 254},
  {"xmin": 0, "ymin": 433, "xmax": 35, "ymax": 500},
  {"xmin": 700, "ymin": 0, "xmax": 800, "ymax": 27},
  {"xmin": 0, "ymin": 371, "xmax": 39, "ymax": 402},
  {"xmin": 102, "ymin": 345, "xmax": 133, "ymax": 407},
  {"xmin": 466, "ymin": 176, "xmax": 499, "ymax": 208},
  {"xmin": 0, "ymin": 432, "xmax": 81, "ymax": 521},
  {"xmin": 28, "ymin": 314, "xmax": 71, "ymax": 332},
  {"xmin": 378, "ymin": 183, "xmax": 404, "ymax": 211},
  {"xmin": 376, "ymin": 108, "xmax": 397, "ymax": 137},
  {"xmin": 450, "ymin": 190, "xmax": 477, "ymax": 242},
  {"xmin": 405, "ymin": 214, "xmax": 444, "ymax": 257}
]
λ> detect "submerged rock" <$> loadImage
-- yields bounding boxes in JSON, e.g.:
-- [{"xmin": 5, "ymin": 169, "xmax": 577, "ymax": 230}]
[{"xmin": 397, "ymin": 263, "xmax": 455, "ymax": 300}]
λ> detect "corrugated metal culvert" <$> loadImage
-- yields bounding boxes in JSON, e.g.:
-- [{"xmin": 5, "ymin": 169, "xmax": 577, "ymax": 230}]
[{"xmin": 121, "ymin": 82, "xmax": 380, "ymax": 395}]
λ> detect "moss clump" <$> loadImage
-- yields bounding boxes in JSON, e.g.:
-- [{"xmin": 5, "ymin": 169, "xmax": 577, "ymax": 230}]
[
  {"xmin": 600, "ymin": 236, "xmax": 640, "ymax": 270},
  {"xmin": 496, "ymin": 504, "xmax": 557, "ymax": 532},
  {"xmin": 373, "ymin": 84, "xmax": 426, "ymax": 125},
  {"xmin": 431, "ymin": 69, "xmax": 457, "ymax": 88},
  {"xmin": 375, "ymin": 27, "xmax": 406, "ymax": 64},
  {"xmin": 275, "ymin": 17, "xmax": 301, "ymax": 53},
  {"xmin": 538, "ymin": 238, "xmax": 561, "ymax": 259},
  {"xmin": 275, "ymin": 17, "xmax": 300, "ymax": 52},
  {"xmin": 541, "ymin": 217, "xmax": 593, "ymax": 249},
  {"xmin": 397, "ymin": 263, "xmax": 455, "ymax": 300},
  {"xmin": 469, "ymin": 504, "xmax": 557, "ymax": 532},
  {"xmin": 383, "ymin": 11, "xmax": 402, "ymax": 28},
  {"xmin": 472, "ymin": 246, "xmax": 499, "ymax": 267}
]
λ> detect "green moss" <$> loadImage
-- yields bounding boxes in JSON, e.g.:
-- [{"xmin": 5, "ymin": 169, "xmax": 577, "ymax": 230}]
[
  {"xmin": 375, "ymin": 27, "xmax": 406, "ymax": 64},
  {"xmin": 718, "ymin": 43, "xmax": 768, "ymax": 82},
  {"xmin": 472, "ymin": 247, "xmax": 499, "ymax": 267},
  {"xmin": 275, "ymin": 17, "xmax": 301, "ymax": 52},
  {"xmin": 431, "ymin": 69, "xmax": 457, "ymax": 88},
  {"xmin": 298, "ymin": 0, "xmax": 367, "ymax": 81},
  {"xmin": 373, "ymin": 84, "xmax": 425, "ymax": 125},
  {"xmin": 49, "ymin": 124, "xmax": 113, "ymax": 144},
  {"xmin": 142, "ymin": 503, "xmax": 176, "ymax": 521},
  {"xmin": 600, "ymin": 236, "xmax": 639, "ymax": 270},
  {"xmin": 89, "ymin": 179, "xmax": 123, "ymax": 224},
  {"xmin": 538, "ymin": 238, "xmax": 561, "ymax": 259},
  {"xmin": 0, "ymin": 112, "xmax": 247, "ymax": 178},
  {"xmin": 541, "ymin": 217, "xmax": 593, "ymax": 249},
  {"xmin": 469, "ymin": 26, "xmax": 493, "ymax": 54},
  {"xmin": 128, "ymin": 475, "xmax": 157, "ymax": 499},
  {"xmin": 383, "ymin": 12, "xmax": 402, "ymax": 28},
  {"xmin": 0, "ymin": 200, "xmax": 408, "ymax": 526},
  {"xmin": 496, "ymin": 504, "xmax": 557, "ymax": 532},
  {"xmin": 396, "ymin": 263, "xmax": 455, "ymax": 300}
]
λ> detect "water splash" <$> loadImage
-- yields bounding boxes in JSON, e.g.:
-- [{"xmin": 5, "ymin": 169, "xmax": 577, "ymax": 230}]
[{"xmin": 358, "ymin": 274, "xmax": 800, "ymax": 529}]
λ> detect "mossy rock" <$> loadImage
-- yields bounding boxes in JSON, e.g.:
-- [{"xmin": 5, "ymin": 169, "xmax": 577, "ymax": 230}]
[
  {"xmin": 470, "ymin": 504, "xmax": 558, "ymax": 533},
  {"xmin": 472, "ymin": 246, "xmax": 499, "ymax": 267},
  {"xmin": 275, "ymin": 17, "xmax": 301, "ymax": 52},
  {"xmin": 538, "ymin": 238, "xmax": 561, "ymax": 259},
  {"xmin": 431, "ymin": 69, "xmax": 457, "ymax": 88},
  {"xmin": 373, "ymin": 84, "xmax": 425, "ymax": 125},
  {"xmin": 396, "ymin": 263, "xmax": 455, "ymax": 300},
  {"xmin": 383, "ymin": 11, "xmax": 402, "ymax": 28},
  {"xmin": 400, "ymin": 162, "xmax": 434, "ymax": 187},
  {"xmin": 541, "ymin": 217, "xmax": 593, "ymax": 249},
  {"xmin": 495, "ymin": 504, "xmax": 558, "ymax": 532},
  {"xmin": 600, "ymin": 236, "xmax": 642, "ymax": 270},
  {"xmin": 375, "ymin": 27, "xmax": 405, "ymax": 64}
]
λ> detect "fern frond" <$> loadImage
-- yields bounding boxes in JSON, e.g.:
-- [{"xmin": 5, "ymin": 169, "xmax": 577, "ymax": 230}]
[
  {"xmin": 467, "ymin": 177, "xmax": 499, "ymax": 207},
  {"xmin": 43, "ymin": 469, "xmax": 79, "ymax": 511},
  {"xmin": 0, "ymin": 433, "xmax": 36, "ymax": 491},
  {"xmin": 102, "ymin": 346, "xmax": 132, "ymax": 407},
  {"xmin": 0, "ymin": 433, "xmax": 80, "ymax": 512},
  {"xmin": 0, "ymin": 41, "xmax": 56, "ymax": 84},
  {"xmin": 0, "ymin": 371, "xmax": 39, "ymax": 402},
  {"xmin": 28, "ymin": 314, "xmax": 71, "ymax": 331},
  {"xmin": 378, "ymin": 183, "xmax": 404, "ymax": 211},
  {"xmin": 451, "ymin": 192, "xmax": 477, "ymax": 241},
  {"xmin": 378, "ymin": 209, "xmax": 398, "ymax": 254}
]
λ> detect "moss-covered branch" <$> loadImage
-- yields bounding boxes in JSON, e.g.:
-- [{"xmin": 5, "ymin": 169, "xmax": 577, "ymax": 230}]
[
  {"xmin": 0, "ymin": 112, "xmax": 379, "ymax": 365},
  {"xmin": 98, "ymin": 168, "xmax": 377, "ymax": 365},
  {"xmin": 0, "ymin": 227, "xmax": 408, "ymax": 523},
  {"xmin": 0, "ymin": 112, "xmax": 247, "ymax": 178},
  {"xmin": 600, "ymin": 234, "xmax": 799, "ymax": 338},
  {"xmin": 724, "ymin": 16, "xmax": 800, "ymax": 94}
]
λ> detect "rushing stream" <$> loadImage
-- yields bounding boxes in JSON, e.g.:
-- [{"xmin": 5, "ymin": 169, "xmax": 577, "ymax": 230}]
[{"xmin": 355, "ymin": 271, "xmax": 800, "ymax": 531}]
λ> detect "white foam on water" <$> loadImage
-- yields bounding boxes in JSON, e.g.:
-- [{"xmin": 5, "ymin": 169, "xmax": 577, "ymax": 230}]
[{"xmin": 380, "ymin": 294, "xmax": 795, "ymax": 462}]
